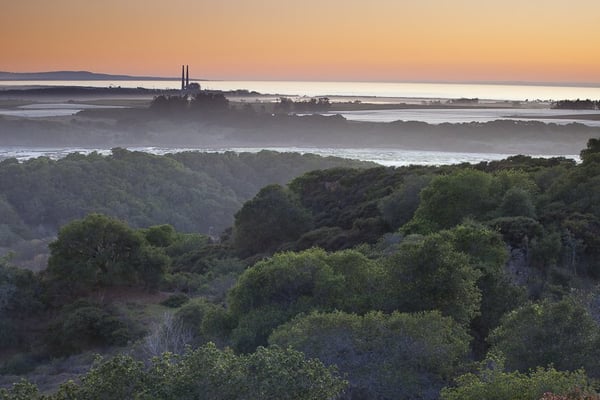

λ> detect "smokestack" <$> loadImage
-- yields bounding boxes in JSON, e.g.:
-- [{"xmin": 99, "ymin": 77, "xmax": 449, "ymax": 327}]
[
  {"xmin": 181, "ymin": 65, "xmax": 185, "ymax": 90},
  {"xmin": 186, "ymin": 65, "xmax": 189, "ymax": 88}
]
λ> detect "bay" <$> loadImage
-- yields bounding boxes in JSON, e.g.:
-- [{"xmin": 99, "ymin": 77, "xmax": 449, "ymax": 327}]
[
  {"xmin": 324, "ymin": 108, "xmax": 600, "ymax": 127},
  {"xmin": 0, "ymin": 146, "xmax": 579, "ymax": 167},
  {"xmin": 2, "ymin": 80, "xmax": 600, "ymax": 101}
]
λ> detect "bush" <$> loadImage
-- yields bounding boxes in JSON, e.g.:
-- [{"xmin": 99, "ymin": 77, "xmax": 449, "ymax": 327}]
[
  {"xmin": 441, "ymin": 358, "xmax": 598, "ymax": 400},
  {"xmin": 0, "ymin": 353, "xmax": 38, "ymax": 375},
  {"xmin": 46, "ymin": 300, "xmax": 140, "ymax": 356},
  {"xmin": 488, "ymin": 298, "xmax": 600, "ymax": 377},
  {"xmin": 271, "ymin": 310, "xmax": 470, "ymax": 400},
  {"xmin": 41, "ymin": 343, "xmax": 346, "ymax": 400},
  {"xmin": 233, "ymin": 185, "xmax": 313, "ymax": 257},
  {"xmin": 160, "ymin": 293, "xmax": 190, "ymax": 308}
]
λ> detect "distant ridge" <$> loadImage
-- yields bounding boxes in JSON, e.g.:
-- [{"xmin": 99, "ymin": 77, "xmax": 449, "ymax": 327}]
[{"xmin": 0, "ymin": 71, "xmax": 202, "ymax": 81}]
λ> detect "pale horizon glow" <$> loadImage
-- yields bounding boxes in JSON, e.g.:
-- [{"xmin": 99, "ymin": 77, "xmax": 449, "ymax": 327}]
[{"xmin": 1, "ymin": 0, "xmax": 599, "ymax": 84}]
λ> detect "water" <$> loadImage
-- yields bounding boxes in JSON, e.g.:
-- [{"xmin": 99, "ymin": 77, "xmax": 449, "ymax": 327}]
[
  {"xmin": 2, "ymin": 104, "xmax": 599, "ymax": 126},
  {"xmin": 2, "ymin": 80, "xmax": 600, "ymax": 101},
  {"xmin": 324, "ymin": 108, "xmax": 600, "ymax": 127},
  {"xmin": 0, "ymin": 146, "xmax": 579, "ymax": 167},
  {"xmin": 0, "ymin": 80, "xmax": 593, "ymax": 161},
  {"xmin": 0, "ymin": 103, "xmax": 123, "ymax": 118}
]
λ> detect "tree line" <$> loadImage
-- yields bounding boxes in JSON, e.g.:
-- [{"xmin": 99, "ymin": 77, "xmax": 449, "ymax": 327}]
[{"xmin": 552, "ymin": 99, "xmax": 600, "ymax": 110}]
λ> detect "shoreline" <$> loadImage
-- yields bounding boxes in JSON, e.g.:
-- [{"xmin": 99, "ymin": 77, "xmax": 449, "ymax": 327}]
[{"xmin": 0, "ymin": 85, "xmax": 549, "ymax": 111}]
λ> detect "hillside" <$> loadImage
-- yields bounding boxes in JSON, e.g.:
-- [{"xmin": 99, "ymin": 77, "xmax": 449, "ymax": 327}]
[
  {"xmin": 2, "ymin": 139, "xmax": 600, "ymax": 399},
  {"xmin": 0, "ymin": 149, "xmax": 372, "ymax": 267}
]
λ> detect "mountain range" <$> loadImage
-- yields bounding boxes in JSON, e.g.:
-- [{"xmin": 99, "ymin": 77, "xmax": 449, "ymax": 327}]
[{"xmin": 0, "ymin": 71, "xmax": 188, "ymax": 81}]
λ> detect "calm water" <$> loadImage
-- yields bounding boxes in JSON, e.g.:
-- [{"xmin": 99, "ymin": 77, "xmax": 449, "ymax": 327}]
[
  {"xmin": 2, "ymin": 80, "xmax": 600, "ymax": 101},
  {"xmin": 0, "ymin": 103, "xmax": 123, "ymax": 118},
  {"xmin": 2, "ymin": 103, "xmax": 599, "ymax": 127},
  {"xmin": 326, "ymin": 108, "xmax": 600, "ymax": 127},
  {"xmin": 0, "ymin": 146, "xmax": 579, "ymax": 167}
]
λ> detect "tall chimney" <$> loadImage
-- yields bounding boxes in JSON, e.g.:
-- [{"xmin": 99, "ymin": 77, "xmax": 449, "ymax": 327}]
[
  {"xmin": 181, "ymin": 65, "xmax": 185, "ymax": 90},
  {"xmin": 186, "ymin": 65, "xmax": 189, "ymax": 88}
]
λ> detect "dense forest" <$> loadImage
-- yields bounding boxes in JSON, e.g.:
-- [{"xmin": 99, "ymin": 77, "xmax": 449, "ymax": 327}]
[
  {"xmin": 2, "ymin": 139, "xmax": 600, "ymax": 399},
  {"xmin": 0, "ymin": 149, "xmax": 370, "ymax": 268}
]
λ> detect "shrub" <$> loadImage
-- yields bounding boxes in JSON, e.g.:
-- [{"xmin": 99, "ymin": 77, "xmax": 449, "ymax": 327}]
[{"xmin": 160, "ymin": 293, "xmax": 190, "ymax": 308}]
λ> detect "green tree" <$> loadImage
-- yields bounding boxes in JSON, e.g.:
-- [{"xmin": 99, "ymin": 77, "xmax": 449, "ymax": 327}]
[
  {"xmin": 405, "ymin": 169, "xmax": 496, "ymax": 233},
  {"xmin": 382, "ymin": 233, "xmax": 482, "ymax": 325},
  {"xmin": 488, "ymin": 298, "xmax": 600, "ymax": 377},
  {"xmin": 271, "ymin": 310, "xmax": 470, "ymax": 400},
  {"xmin": 45, "ymin": 300, "xmax": 138, "ymax": 356},
  {"xmin": 0, "ymin": 379, "xmax": 42, "ymax": 400},
  {"xmin": 0, "ymin": 257, "xmax": 43, "ymax": 349},
  {"xmin": 175, "ymin": 298, "xmax": 233, "ymax": 347},
  {"xmin": 497, "ymin": 186, "xmax": 537, "ymax": 218},
  {"xmin": 49, "ymin": 343, "xmax": 345, "ymax": 400},
  {"xmin": 45, "ymin": 214, "xmax": 168, "ymax": 299},
  {"xmin": 580, "ymin": 137, "xmax": 600, "ymax": 163},
  {"xmin": 233, "ymin": 185, "xmax": 313, "ymax": 257},
  {"xmin": 379, "ymin": 174, "xmax": 432, "ymax": 230},
  {"xmin": 440, "ymin": 223, "xmax": 526, "ymax": 350},
  {"xmin": 227, "ymin": 249, "xmax": 339, "ymax": 352},
  {"xmin": 441, "ymin": 358, "xmax": 597, "ymax": 400},
  {"xmin": 227, "ymin": 248, "xmax": 383, "ymax": 352}
]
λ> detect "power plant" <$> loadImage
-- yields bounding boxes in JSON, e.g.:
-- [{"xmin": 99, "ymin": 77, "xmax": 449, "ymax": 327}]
[{"xmin": 181, "ymin": 65, "xmax": 201, "ymax": 94}]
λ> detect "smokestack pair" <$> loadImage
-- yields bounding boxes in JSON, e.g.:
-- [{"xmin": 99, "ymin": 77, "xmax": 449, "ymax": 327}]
[{"xmin": 181, "ymin": 65, "xmax": 189, "ymax": 90}]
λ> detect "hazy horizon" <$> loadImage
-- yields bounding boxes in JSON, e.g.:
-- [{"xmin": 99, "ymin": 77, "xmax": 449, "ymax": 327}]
[{"xmin": 3, "ymin": 69, "xmax": 600, "ymax": 88}]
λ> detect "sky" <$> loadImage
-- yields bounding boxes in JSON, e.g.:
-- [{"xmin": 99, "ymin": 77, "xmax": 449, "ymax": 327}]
[{"xmin": 1, "ymin": 0, "xmax": 600, "ymax": 83}]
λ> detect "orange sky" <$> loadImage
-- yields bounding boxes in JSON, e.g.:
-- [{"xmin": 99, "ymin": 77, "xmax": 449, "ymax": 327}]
[{"xmin": 1, "ymin": 0, "xmax": 599, "ymax": 83}]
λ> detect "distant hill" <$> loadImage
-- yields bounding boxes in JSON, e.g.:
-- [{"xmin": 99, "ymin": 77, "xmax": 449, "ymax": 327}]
[{"xmin": 0, "ymin": 70, "xmax": 194, "ymax": 81}]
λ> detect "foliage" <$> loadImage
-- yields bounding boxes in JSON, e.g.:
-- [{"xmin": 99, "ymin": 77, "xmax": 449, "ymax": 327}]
[
  {"xmin": 0, "ymin": 149, "xmax": 368, "ymax": 249},
  {"xmin": 0, "ymin": 257, "xmax": 43, "ymax": 349},
  {"xmin": 160, "ymin": 293, "xmax": 189, "ymax": 308},
  {"xmin": 288, "ymin": 166, "xmax": 421, "ymax": 249},
  {"xmin": 382, "ymin": 232, "xmax": 482, "ymax": 325},
  {"xmin": 39, "ymin": 343, "xmax": 345, "ymax": 400},
  {"xmin": 45, "ymin": 300, "xmax": 140, "ymax": 356},
  {"xmin": 227, "ymin": 248, "xmax": 383, "ymax": 352},
  {"xmin": 271, "ymin": 310, "xmax": 470, "ymax": 400},
  {"xmin": 45, "ymin": 214, "xmax": 168, "ymax": 299},
  {"xmin": 227, "ymin": 249, "xmax": 336, "ymax": 351},
  {"xmin": 0, "ymin": 354, "xmax": 38, "ymax": 375},
  {"xmin": 0, "ymin": 379, "xmax": 42, "ymax": 400},
  {"xmin": 440, "ymin": 223, "xmax": 527, "ymax": 346},
  {"xmin": 581, "ymin": 138, "xmax": 600, "ymax": 163},
  {"xmin": 406, "ymin": 169, "xmax": 496, "ymax": 233},
  {"xmin": 487, "ymin": 216, "xmax": 543, "ymax": 247},
  {"xmin": 233, "ymin": 184, "xmax": 313, "ymax": 257},
  {"xmin": 488, "ymin": 298, "xmax": 600, "ymax": 377},
  {"xmin": 441, "ymin": 357, "xmax": 598, "ymax": 400},
  {"xmin": 553, "ymin": 99, "xmax": 598, "ymax": 110},
  {"xmin": 379, "ymin": 174, "xmax": 432, "ymax": 230},
  {"xmin": 174, "ymin": 298, "xmax": 233, "ymax": 346},
  {"xmin": 276, "ymin": 97, "xmax": 331, "ymax": 113},
  {"xmin": 540, "ymin": 389, "xmax": 600, "ymax": 400},
  {"xmin": 190, "ymin": 91, "xmax": 230, "ymax": 112},
  {"xmin": 497, "ymin": 186, "xmax": 537, "ymax": 218}
]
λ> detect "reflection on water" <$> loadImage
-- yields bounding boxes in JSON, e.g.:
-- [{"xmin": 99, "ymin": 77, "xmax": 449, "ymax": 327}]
[{"xmin": 0, "ymin": 146, "xmax": 579, "ymax": 167}]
